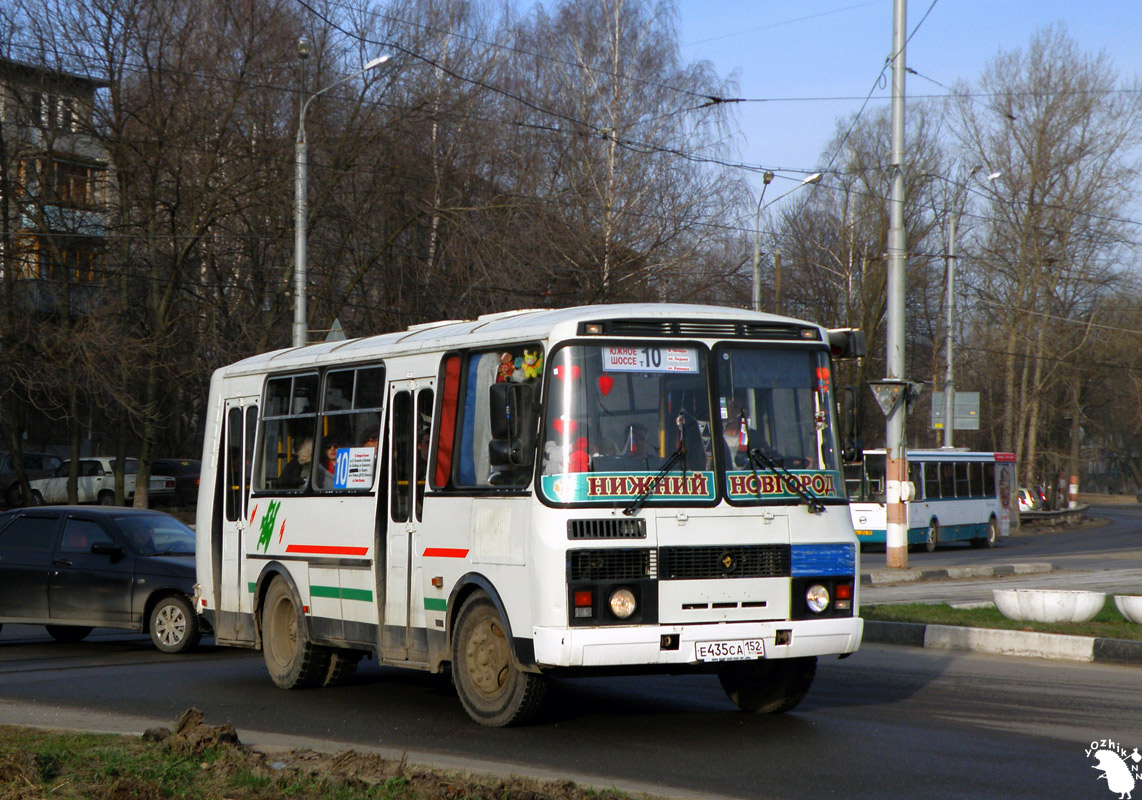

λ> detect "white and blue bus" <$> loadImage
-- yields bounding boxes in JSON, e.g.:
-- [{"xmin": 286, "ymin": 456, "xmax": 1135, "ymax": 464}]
[
  {"xmin": 194, "ymin": 304, "xmax": 865, "ymax": 726},
  {"xmin": 846, "ymin": 449, "xmax": 1018, "ymax": 552}
]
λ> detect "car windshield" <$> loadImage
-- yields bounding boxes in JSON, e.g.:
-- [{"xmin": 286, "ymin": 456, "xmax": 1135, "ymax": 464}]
[{"xmin": 115, "ymin": 513, "xmax": 195, "ymax": 555}]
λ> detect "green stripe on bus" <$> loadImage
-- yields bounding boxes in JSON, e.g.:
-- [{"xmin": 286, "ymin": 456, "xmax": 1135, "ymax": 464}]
[
  {"xmin": 248, "ymin": 582, "xmax": 257, "ymax": 594},
  {"xmin": 424, "ymin": 598, "xmax": 447, "ymax": 612},
  {"xmin": 310, "ymin": 585, "xmax": 374, "ymax": 602}
]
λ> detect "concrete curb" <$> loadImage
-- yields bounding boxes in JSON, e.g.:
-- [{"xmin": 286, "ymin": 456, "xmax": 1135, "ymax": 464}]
[
  {"xmin": 860, "ymin": 562, "xmax": 1054, "ymax": 586},
  {"xmin": 863, "ymin": 620, "xmax": 1142, "ymax": 666}
]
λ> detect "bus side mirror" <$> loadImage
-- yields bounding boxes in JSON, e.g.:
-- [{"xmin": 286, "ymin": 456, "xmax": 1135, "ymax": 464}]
[
  {"xmin": 489, "ymin": 383, "xmax": 536, "ymax": 466},
  {"xmin": 828, "ymin": 328, "xmax": 866, "ymax": 360}
]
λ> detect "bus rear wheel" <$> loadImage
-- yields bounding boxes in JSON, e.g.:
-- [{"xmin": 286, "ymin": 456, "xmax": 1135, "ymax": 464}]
[
  {"xmin": 451, "ymin": 593, "xmax": 547, "ymax": 727},
  {"xmin": 718, "ymin": 656, "xmax": 817, "ymax": 714},
  {"xmin": 972, "ymin": 516, "xmax": 999, "ymax": 549},
  {"xmin": 261, "ymin": 578, "xmax": 330, "ymax": 689}
]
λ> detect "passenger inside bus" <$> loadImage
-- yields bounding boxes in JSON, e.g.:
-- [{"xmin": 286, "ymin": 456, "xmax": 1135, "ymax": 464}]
[{"xmin": 278, "ymin": 437, "xmax": 313, "ymax": 488}]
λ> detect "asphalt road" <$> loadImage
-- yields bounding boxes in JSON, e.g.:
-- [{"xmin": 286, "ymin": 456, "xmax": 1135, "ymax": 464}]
[
  {"xmin": 0, "ymin": 623, "xmax": 1137, "ymax": 799},
  {"xmin": 860, "ymin": 503, "xmax": 1142, "ymax": 572}
]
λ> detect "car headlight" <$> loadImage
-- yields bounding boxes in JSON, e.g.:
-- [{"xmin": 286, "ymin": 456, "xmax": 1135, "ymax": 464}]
[
  {"xmin": 609, "ymin": 588, "xmax": 637, "ymax": 619},
  {"xmin": 806, "ymin": 584, "xmax": 830, "ymax": 613}
]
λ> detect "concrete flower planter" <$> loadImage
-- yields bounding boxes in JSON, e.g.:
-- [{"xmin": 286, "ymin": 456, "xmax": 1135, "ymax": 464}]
[
  {"xmin": 992, "ymin": 589, "xmax": 1106, "ymax": 623},
  {"xmin": 1114, "ymin": 595, "xmax": 1142, "ymax": 624}
]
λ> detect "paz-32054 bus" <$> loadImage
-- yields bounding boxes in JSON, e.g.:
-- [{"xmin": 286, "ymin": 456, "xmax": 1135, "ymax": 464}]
[{"xmin": 194, "ymin": 304, "xmax": 865, "ymax": 726}]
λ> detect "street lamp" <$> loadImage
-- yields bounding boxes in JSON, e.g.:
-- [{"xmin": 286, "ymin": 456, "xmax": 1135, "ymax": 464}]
[
  {"xmin": 941, "ymin": 167, "xmax": 1000, "ymax": 447},
  {"xmin": 751, "ymin": 172, "xmax": 822, "ymax": 313},
  {"xmin": 293, "ymin": 45, "xmax": 391, "ymax": 348}
]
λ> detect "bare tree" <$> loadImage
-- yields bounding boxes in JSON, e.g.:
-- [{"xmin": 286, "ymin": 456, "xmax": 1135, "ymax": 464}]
[{"xmin": 950, "ymin": 24, "xmax": 1142, "ymax": 485}]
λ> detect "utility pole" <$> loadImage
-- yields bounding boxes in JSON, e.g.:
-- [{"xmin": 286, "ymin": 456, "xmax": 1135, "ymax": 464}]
[
  {"xmin": 943, "ymin": 214, "xmax": 957, "ymax": 448},
  {"xmin": 885, "ymin": 0, "xmax": 909, "ymax": 569}
]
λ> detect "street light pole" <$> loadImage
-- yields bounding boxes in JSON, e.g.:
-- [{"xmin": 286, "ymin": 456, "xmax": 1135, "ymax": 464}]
[
  {"xmin": 751, "ymin": 172, "xmax": 821, "ymax": 313},
  {"xmin": 751, "ymin": 171, "xmax": 774, "ymax": 312},
  {"xmin": 293, "ymin": 47, "xmax": 391, "ymax": 348},
  {"xmin": 941, "ymin": 168, "xmax": 998, "ymax": 448},
  {"xmin": 943, "ymin": 212, "xmax": 957, "ymax": 448}
]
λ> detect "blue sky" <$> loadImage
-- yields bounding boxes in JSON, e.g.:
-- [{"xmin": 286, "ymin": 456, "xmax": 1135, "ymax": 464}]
[{"xmin": 676, "ymin": 1, "xmax": 1142, "ymax": 199}]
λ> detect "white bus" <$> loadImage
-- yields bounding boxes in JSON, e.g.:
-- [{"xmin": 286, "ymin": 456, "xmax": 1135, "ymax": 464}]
[
  {"xmin": 846, "ymin": 449, "xmax": 1017, "ymax": 552},
  {"xmin": 194, "ymin": 304, "xmax": 865, "ymax": 726}
]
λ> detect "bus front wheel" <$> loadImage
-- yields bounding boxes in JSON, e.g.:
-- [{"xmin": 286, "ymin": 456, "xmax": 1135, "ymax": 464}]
[
  {"xmin": 718, "ymin": 656, "xmax": 817, "ymax": 714},
  {"xmin": 261, "ymin": 577, "xmax": 330, "ymax": 689},
  {"xmin": 923, "ymin": 520, "xmax": 939, "ymax": 553},
  {"xmin": 451, "ymin": 593, "xmax": 547, "ymax": 727}
]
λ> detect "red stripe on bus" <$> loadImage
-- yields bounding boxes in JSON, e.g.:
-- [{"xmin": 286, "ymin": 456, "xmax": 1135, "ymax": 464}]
[
  {"xmin": 423, "ymin": 547, "xmax": 469, "ymax": 558},
  {"xmin": 285, "ymin": 544, "xmax": 370, "ymax": 556}
]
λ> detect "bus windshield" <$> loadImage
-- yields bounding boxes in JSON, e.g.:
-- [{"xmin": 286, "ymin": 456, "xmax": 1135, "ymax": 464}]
[
  {"xmin": 537, "ymin": 342, "xmax": 844, "ymax": 506},
  {"xmin": 539, "ymin": 342, "xmax": 715, "ymax": 505}
]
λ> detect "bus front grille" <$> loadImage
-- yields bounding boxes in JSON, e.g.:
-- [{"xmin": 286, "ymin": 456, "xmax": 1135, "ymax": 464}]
[
  {"xmin": 658, "ymin": 545, "xmax": 790, "ymax": 580},
  {"xmin": 568, "ymin": 548, "xmax": 657, "ymax": 581},
  {"xmin": 567, "ymin": 518, "xmax": 647, "ymax": 540}
]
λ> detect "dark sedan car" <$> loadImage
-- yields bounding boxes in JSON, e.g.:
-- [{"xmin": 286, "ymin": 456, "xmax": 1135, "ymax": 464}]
[
  {"xmin": 150, "ymin": 458, "xmax": 201, "ymax": 507},
  {"xmin": 0, "ymin": 506, "xmax": 205, "ymax": 653}
]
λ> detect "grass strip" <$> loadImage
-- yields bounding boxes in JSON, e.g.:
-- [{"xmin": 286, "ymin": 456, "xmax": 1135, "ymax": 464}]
[{"xmin": 863, "ymin": 597, "xmax": 1142, "ymax": 641}]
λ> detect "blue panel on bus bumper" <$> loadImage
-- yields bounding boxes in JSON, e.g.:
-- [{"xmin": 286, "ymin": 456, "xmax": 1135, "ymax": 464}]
[{"xmin": 790, "ymin": 543, "xmax": 856, "ymax": 577}]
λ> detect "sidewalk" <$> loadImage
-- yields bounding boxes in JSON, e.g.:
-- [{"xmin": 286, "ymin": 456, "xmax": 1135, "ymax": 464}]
[{"xmin": 859, "ymin": 562, "xmax": 1142, "ymax": 667}]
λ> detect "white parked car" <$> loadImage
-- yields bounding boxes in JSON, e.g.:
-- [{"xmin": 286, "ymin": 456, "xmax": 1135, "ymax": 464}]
[{"xmin": 27, "ymin": 457, "xmax": 174, "ymax": 506}]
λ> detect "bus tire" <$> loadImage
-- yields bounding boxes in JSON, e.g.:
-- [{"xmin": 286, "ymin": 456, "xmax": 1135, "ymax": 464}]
[
  {"xmin": 924, "ymin": 520, "xmax": 939, "ymax": 553},
  {"xmin": 451, "ymin": 592, "xmax": 547, "ymax": 727},
  {"xmin": 718, "ymin": 656, "xmax": 817, "ymax": 714},
  {"xmin": 322, "ymin": 648, "xmax": 364, "ymax": 687},
  {"xmin": 261, "ymin": 577, "xmax": 330, "ymax": 689},
  {"xmin": 972, "ymin": 516, "xmax": 999, "ymax": 549}
]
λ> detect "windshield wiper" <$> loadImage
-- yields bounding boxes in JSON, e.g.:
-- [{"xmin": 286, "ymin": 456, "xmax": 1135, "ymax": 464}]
[
  {"xmin": 623, "ymin": 446, "xmax": 687, "ymax": 517},
  {"xmin": 747, "ymin": 448, "xmax": 824, "ymax": 514}
]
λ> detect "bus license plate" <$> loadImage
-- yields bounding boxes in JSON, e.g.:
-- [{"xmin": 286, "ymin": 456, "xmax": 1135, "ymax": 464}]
[{"xmin": 695, "ymin": 639, "xmax": 765, "ymax": 662}]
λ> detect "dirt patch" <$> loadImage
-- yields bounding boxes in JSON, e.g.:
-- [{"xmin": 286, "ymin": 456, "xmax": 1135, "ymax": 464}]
[{"xmin": 128, "ymin": 709, "xmax": 640, "ymax": 800}]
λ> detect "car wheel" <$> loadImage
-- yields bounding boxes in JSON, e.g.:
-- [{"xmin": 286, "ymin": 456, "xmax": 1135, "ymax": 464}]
[
  {"xmin": 4, "ymin": 483, "xmax": 24, "ymax": 507},
  {"xmin": 30, "ymin": 490, "xmax": 45, "ymax": 506},
  {"xmin": 451, "ymin": 592, "xmax": 547, "ymax": 727},
  {"xmin": 98, "ymin": 490, "xmax": 115, "ymax": 506},
  {"xmin": 45, "ymin": 625, "xmax": 92, "ymax": 643},
  {"xmin": 261, "ymin": 577, "xmax": 330, "ymax": 689},
  {"xmin": 718, "ymin": 656, "xmax": 817, "ymax": 714},
  {"xmin": 149, "ymin": 595, "xmax": 200, "ymax": 654}
]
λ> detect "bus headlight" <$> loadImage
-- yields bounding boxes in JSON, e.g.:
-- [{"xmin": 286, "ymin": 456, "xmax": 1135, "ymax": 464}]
[
  {"xmin": 806, "ymin": 584, "xmax": 830, "ymax": 614},
  {"xmin": 609, "ymin": 588, "xmax": 637, "ymax": 619}
]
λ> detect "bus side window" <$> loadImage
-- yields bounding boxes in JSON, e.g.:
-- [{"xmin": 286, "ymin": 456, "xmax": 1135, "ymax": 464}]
[
  {"xmin": 908, "ymin": 461, "xmax": 923, "ymax": 501},
  {"xmin": 454, "ymin": 346, "xmax": 542, "ymax": 488},
  {"xmin": 391, "ymin": 391, "xmax": 412, "ymax": 523},
  {"xmin": 940, "ymin": 462, "xmax": 955, "ymax": 498},
  {"xmin": 415, "ymin": 390, "xmax": 433, "ymax": 519},
  {"xmin": 257, "ymin": 374, "xmax": 318, "ymax": 492},
  {"xmin": 924, "ymin": 462, "xmax": 941, "ymax": 500},
  {"xmin": 969, "ymin": 462, "xmax": 984, "ymax": 497}
]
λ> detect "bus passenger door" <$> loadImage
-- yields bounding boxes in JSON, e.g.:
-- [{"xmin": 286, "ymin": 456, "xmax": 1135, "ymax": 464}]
[
  {"xmin": 381, "ymin": 380, "xmax": 433, "ymax": 663},
  {"xmin": 216, "ymin": 398, "xmax": 258, "ymax": 644}
]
